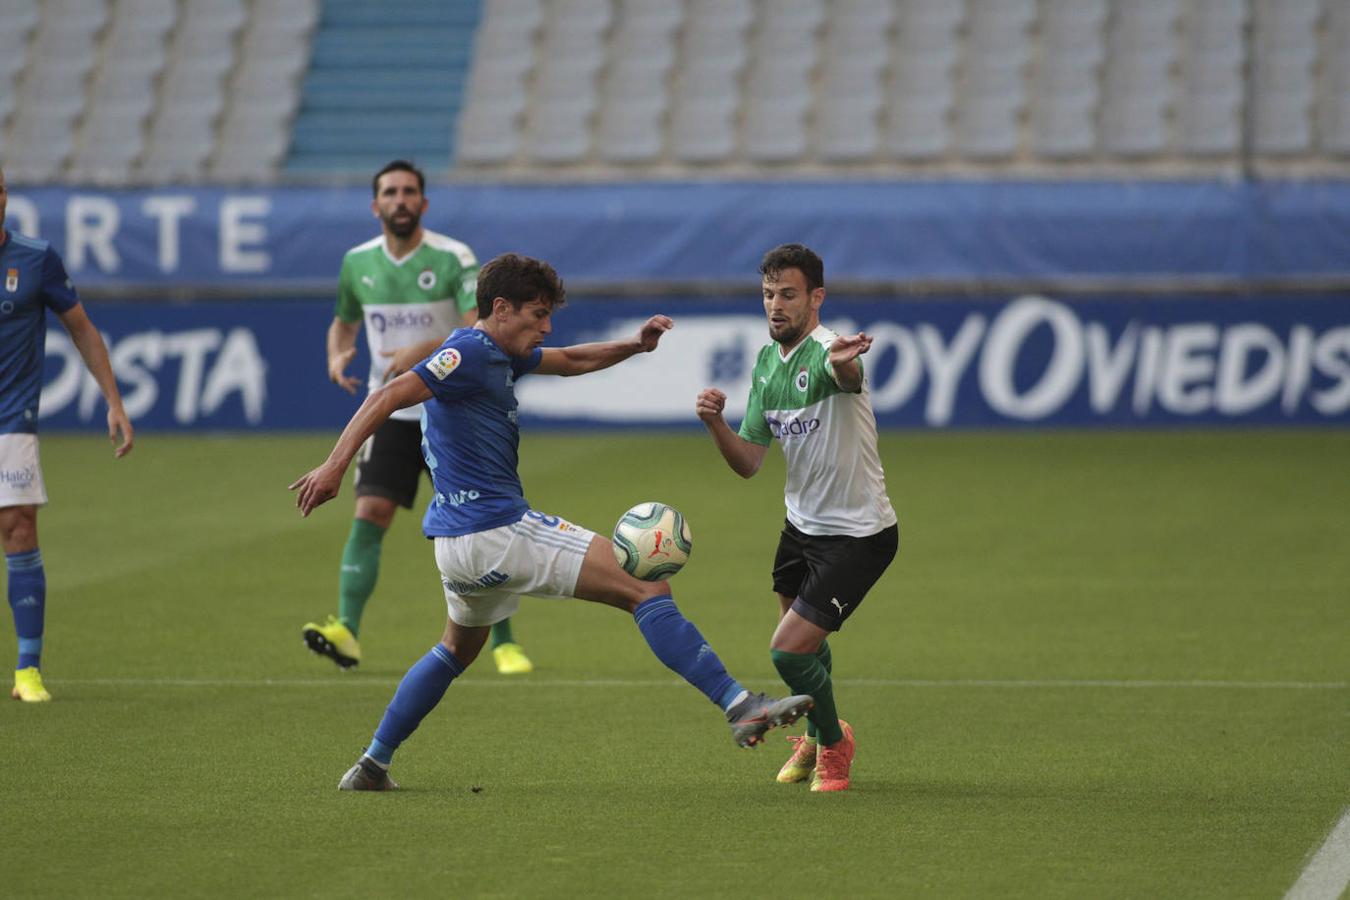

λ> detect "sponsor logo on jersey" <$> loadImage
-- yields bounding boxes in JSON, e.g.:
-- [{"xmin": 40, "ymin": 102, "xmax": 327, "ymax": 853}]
[
  {"xmin": 437, "ymin": 487, "xmax": 480, "ymax": 507},
  {"xmin": 5, "ymin": 268, "xmax": 17, "ymax": 292},
  {"xmin": 418, "ymin": 269, "xmax": 438, "ymax": 290},
  {"xmin": 0, "ymin": 465, "xmax": 36, "ymax": 488},
  {"xmin": 361, "ymin": 275, "xmax": 376, "ymax": 288},
  {"xmin": 369, "ymin": 308, "xmax": 436, "ymax": 334},
  {"xmin": 765, "ymin": 416, "xmax": 821, "ymax": 439},
  {"xmin": 795, "ymin": 367, "xmax": 809, "ymax": 392},
  {"xmin": 444, "ymin": 569, "xmax": 510, "ymax": 595},
  {"xmin": 426, "ymin": 347, "xmax": 462, "ymax": 380}
]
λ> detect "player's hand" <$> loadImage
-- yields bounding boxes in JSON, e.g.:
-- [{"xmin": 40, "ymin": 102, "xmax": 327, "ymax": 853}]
[
  {"xmin": 636, "ymin": 315, "xmax": 674, "ymax": 352},
  {"xmin": 829, "ymin": 332, "xmax": 873, "ymax": 366},
  {"xmin": 289, "ymin": 463, "xmax": 344, "ymax": 517},
  {"xmin": 379, "ymin": 346, "xmax": 424, "ymax": 382},
  {"xmin": 695, "ymin": 388, "xmax": 727, "ymax": 423},
  {"xmin": 328, "ymin": 347, "xmax": 361, "ymax": 394},
  {"xmin": 107, "ymin": 406, "xmax": 134, "ymax": 458}
]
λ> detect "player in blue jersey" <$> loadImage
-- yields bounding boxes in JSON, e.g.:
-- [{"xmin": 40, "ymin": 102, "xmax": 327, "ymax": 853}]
[
  {"xmin": 0, "ymin": 166, "xmax": 134, "ymax": 702},
  {"xmin": 291, "ymin": 252, "xmax": 812, "ymax": 790}
]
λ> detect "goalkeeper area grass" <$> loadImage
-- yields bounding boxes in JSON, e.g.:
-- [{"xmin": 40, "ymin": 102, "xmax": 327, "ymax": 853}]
[{"xmin": 1, "ymin": 430, "xmax": 1346, "ymax": 898}]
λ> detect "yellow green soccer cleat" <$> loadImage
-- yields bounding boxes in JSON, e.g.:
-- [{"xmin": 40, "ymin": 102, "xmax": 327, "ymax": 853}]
[
  {"xmin": 11, "ymin": 667, "xmax": 52, "ymax": 702},
  {"xmin": 492, "ymin": 642, "xmax": 534, "ymax": 675},
  {"xmin": 811, "ymin": 720, "xmax": 855, "ymax": 793},
  {"xmin": 302, "ymin": 616, "xmax": 361, "ymax": 669},
  {"xmin": 777, "ymin": 734, "xmax": 817, "ymax": 783}
]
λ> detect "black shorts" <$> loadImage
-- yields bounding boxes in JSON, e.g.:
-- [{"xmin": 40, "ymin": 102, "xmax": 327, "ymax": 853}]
[
  {"xmin": 772, "ymin": 520, "xmax": 898, "ymax": 632},
  {"xmin": 353, "ymin": 418, "xmax": 428, "ymax": 509}
]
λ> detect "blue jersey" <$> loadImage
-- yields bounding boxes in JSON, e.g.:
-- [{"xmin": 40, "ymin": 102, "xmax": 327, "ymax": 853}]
[
  {"xmin": 0, "ymin": 231, "xmax": 80, "ymax": 435},
  {"xmin": 412, "ymin": 327, "xmax": 543, "ymax": 537}
]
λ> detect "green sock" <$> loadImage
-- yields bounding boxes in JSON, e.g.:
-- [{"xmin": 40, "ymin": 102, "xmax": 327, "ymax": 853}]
[
  {"xmin": 338, "ymin": 518, "xmax": 386, "ymax": 638},
  {"xmin": 807, "ymin": 640, "xmax": 832, "ymax": 738},
  {"xmin": 771, "ymin": 648, "xmax": 843, "ymax": 746},
  {"xmin": 490, "ymin": 617, "xmax": 515, "ymax": 649}
]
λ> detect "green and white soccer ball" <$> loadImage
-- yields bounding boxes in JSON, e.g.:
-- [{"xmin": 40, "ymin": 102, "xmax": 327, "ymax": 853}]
[{"xmin": 611, "ymin": 501, "xmax": 693, "ymax": 581}]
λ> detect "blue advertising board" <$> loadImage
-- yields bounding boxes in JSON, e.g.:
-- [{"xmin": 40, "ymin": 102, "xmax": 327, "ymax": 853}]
[
  {"xmin": 39, "ymin": 295, "xmax": 1350, "ymax": 431},
  {"xmin": 8, "ymin": 180, "xmax": 1350, "ymax": 290}
]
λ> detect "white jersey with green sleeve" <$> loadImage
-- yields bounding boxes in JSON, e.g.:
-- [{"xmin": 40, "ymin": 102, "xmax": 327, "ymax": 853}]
[
  {"xmin": 739, "ymin": 324, "xmax": 898, "ymax": 538},
  {"xmin": 335, "ymin": 230, "xmax": 479, "ymax": 421}
]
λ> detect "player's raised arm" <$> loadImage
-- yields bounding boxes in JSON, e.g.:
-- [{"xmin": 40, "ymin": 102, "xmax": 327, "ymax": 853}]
[
  {"xmin": 696, "ymin": 387, "xmax": 768, "ymax": 478},
  {"xmin": 534, "ymin": 315, "xmax": 673, "ymax": 376},
  {"xmin": 828, "ymin": 331, "xmax": 872, "ymax": 393},
  {"xmin": 290, "ymin": 371, "xmax": 432, "ymax": 516}
]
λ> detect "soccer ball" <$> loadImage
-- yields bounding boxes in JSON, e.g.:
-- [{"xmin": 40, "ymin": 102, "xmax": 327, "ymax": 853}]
[{"xmin": 611, "ymin": 501, "xmax": 693, "ymax": 581}]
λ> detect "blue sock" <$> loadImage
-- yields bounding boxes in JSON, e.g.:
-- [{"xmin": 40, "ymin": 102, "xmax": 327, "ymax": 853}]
[
  {"xmin": 632, "ymin": 595, "xmax": 743, "ymax": 710},
  {"xmin": 368, "ymin": 644, "xmax": 464, "ymax": 765},
  {"xmin": 7, "ymin": 549, "xmax": 45, "ymax": 670}
]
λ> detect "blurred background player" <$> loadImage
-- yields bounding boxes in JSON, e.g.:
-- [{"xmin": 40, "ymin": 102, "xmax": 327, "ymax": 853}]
[
  {"xmin": 301, "ymin": 159, "xmax": 533, "ymax": 675},
  {"xmin": 291, "ymin": 252, "xmax": 812, "ymax": 790},
  {"xmin": 696, "ymin": 243, "xmax": 898, "ymax": 792},
  {"xmin": 0, "ymin": 166, "xmax": 135, "ymax": 702}
]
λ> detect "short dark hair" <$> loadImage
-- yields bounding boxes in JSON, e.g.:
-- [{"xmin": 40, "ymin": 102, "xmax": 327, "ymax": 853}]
[
  {"xmin": 476, "ymin": 253, "xmax": 567, "ymax": 318},
  {"xmin": 372, "ymin": 159, "xmax": 425, "ymax": 196},
  {"xmin": 759, "ymin": 243, "xmax": 824, "ymax": 293}
]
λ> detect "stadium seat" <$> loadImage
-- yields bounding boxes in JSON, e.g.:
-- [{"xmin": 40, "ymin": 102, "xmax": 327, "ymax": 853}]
[
  {"xmin": 1101, "ymin": 95, "xmax": 1171, "ymax": 157},
  {"xmin": 815, "ymin": 97, "xmax": 882, "ymax": 162},
  {"xmin": 885, "ymin": 95, "xmax": 953, "ymax": 160},
  {"xmin": 1176, "ymin": 87, "xmax": 1243, "ymax": 156},
  {"xmin": 1253, "ymin": 93, "xmax": 1314, "ymax": 155},
  {"xmin": 455, "ymin": 105, "xmax": 523, "ymax": 165},
  {"xmin": 596, "ymin": 99, "xmax": 664, "ymax": 164},
  {"xmin": 742, "ymin": 97, "xmax": 810, "ymax": 163},
  {"xmin": 669, "ymin": 96, "xmax": 738, "ymax": 163},
  {"xmin": 523, "ymin": 98, "xmax": 595, "ymax": 164}
]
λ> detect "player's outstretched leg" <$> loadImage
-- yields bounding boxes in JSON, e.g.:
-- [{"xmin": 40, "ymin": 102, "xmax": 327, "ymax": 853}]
[
  {"xmin": 8, "ymin": 548, "xmax": 49, "ymax": 702},
  {"xmin": 490, "ymin": 617, "xmax": 533, "ymax": 675},
  {"xmin": 630, "ymin": 595, "xmax": 812, "ymax": 747}
]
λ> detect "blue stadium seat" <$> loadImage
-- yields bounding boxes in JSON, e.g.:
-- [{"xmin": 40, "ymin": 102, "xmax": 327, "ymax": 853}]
[{"xmin": 285, "ymin": 0, "xmax": 480, "ymax": 176}]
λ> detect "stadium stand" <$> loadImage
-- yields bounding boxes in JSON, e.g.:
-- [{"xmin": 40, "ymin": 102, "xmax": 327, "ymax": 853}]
[
  {"xmin": 1, "ymin": 0, "xmax": 1348, "ymax": 183},
  {"xmin": 286, "ymin": 0, "xmax": 480, "ymax": 175}
]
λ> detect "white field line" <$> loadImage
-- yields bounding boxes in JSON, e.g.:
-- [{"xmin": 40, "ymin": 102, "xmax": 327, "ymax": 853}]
[
  {"xmin": 52, "ymin": 677, "xmax": 1350, "ymax": 690},
  {"xmin": 1285, "ymin": 807, "xmax": 1350, "ymax": 900}
]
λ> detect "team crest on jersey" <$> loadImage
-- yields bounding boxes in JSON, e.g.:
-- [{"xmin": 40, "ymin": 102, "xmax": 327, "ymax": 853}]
[
  {"xmin": 5, "ymin": 268, "xmax": 17, "ymax": 293},
  {"xmin": 418, "ymin": 269, "xmax": 437, "ymax": 290},
  {"xmin": 795, "ymin": 367, "xmax": 809, "ymax": 392},
  {"xmin": 426, "ymin": 347, "xmax": 462, "ymax": 380}
]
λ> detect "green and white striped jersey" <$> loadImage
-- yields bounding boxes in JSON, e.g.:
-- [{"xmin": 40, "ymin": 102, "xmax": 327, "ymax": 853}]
[
  {"xmin": 335, "ymin": 230, "xmax": 478, "ymax": 421},
  {"xmin": 739, "ymin": 324, "xmax": 897, "ymax": 537}
]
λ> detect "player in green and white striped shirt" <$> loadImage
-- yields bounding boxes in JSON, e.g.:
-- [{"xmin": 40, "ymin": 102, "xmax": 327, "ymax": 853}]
[
  {"xmin": 301, "ymin": 160, "xmax": 534, "ymax": 676},
  {"xmin": 697, "ymin": 244, "xmax": 898, "ymax": 792}
]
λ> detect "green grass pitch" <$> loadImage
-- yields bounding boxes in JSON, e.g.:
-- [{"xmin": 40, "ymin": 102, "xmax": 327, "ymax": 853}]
[{"xmin": 1, "ymin": 429, "xmax": 1346, "ymax": 898}]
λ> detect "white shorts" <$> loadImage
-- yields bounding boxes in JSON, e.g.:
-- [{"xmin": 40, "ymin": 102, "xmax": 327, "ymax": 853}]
[
  {"xmin": 434, "ymin": 510, "xmax": 598, "ymax": 627},
  {"xmin": 0, "ymin": 434, "xmax": 48, "ymax": 508}
]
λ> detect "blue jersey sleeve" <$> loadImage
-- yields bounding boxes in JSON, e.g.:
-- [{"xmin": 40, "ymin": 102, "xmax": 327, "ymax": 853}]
[
  {"xmin": 413, "ymin": 335, "xmax": 483, "ymax": 401},
  {"xmin": 41, "ymin": 247, "xmax": 79, "ymax": 314},
  {"xmin": 511, "ymin": 347, "xmax": 543, "ymax": 379}
]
